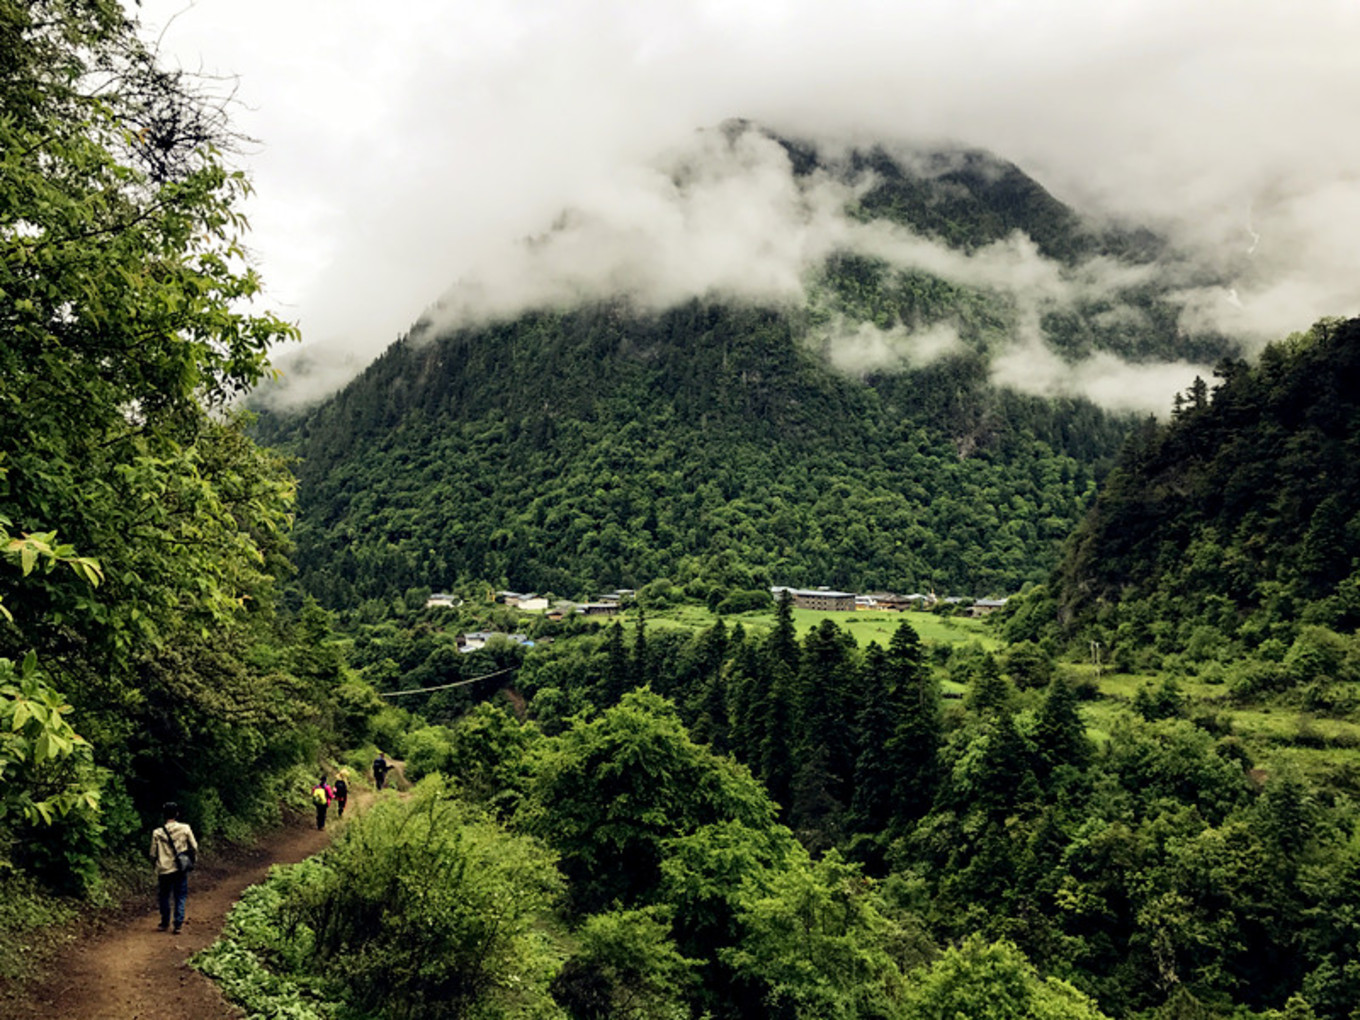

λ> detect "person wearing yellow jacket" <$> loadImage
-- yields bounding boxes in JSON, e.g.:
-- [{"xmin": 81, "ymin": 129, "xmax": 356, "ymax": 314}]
[{"xmin": 148, "ymin": 801, "xmax": 198, "ymax": 934}]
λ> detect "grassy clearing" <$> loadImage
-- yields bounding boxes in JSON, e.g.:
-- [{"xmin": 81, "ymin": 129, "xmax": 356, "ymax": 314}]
[
  {"xmin": 1075, "ymin": 660, "xmax": 1360, "ymax": 789},
  {"xmin": 624, "ymin": 604, "xmax": 998, "ymax": 651}
]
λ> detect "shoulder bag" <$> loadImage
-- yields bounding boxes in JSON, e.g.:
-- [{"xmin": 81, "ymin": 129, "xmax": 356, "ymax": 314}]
[{"xmin": 163, "ymin": 824, "xmax": 196, "ymax": 873}]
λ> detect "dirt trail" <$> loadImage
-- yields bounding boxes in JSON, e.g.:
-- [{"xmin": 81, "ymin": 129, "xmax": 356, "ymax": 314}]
[{"xmin": 0, "ymin": 799, "xmax": 360, "ymax": 1020}]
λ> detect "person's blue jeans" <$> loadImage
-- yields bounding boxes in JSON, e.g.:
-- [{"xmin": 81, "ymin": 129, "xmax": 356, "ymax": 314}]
[{"xmin": 157, "ymin": 871, "xmax": 188, "ymax": 930}]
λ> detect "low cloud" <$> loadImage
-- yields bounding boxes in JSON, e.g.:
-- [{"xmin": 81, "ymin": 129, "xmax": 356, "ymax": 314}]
[
  {"xmin": 261, "ymin": 125, "xmax": 1227, "ymax": 416},
  {"xmin": 992, "ymin": 312, "xmax": 1210, "ymax": 414},
  {"xmin": 425, "ymin": 129, "xmax": 850, "ymax": 323},
  {"xmin": 817, "ymin": 321, "xmax": 966, "ymax": 376},
  {"xmin": 139, "ymin": 0, "xmax": 1360, "ymax": 416}
]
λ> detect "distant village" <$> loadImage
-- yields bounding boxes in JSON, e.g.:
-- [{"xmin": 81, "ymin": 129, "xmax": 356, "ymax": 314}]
[{"xmin": 426, "ymin": 585, "xmax": 1008, "ymax": 653}]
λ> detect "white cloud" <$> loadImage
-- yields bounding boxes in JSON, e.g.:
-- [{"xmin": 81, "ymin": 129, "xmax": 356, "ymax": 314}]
[
  {"xmin": 991, "ymin": 315, "xmax": 1211, "ymax": 415},
  {"xmin": 131, "ymin": 0, "xmax": 1360, "ymax": 410},
  {"xmin": 818, "ymin": 321, "xmax": 965, "ymax": 377}
]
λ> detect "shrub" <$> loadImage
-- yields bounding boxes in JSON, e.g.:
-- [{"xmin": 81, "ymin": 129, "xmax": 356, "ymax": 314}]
[
  {"xmin": 193, "ymin": 860, "xmax": 339, "ymax": 1019},
  {"xmin": 551, "ymin": 907, "xmax": 695, "ymax": 1020},
  {"xmin": 714, "ymin": 589, "xmax": 774, "ymax": 615},
  {"xmin": 396, "ymin": 724, "xmax": 454, "ymax": 782},
  {"xmin": 288, "ymin": 776, "xmax": 566, "ymax": 1019}
]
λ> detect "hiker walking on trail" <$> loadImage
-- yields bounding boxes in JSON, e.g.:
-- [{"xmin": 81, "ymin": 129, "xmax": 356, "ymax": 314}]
[
  {"xmin": 334, "ymin": 772, "xmax": 349, "ymax": 818},
  {"xmin": 312, "ymin": 776, "xmax": 334, "ymax": 830},
  {"xmin": 373, "ymin": 752, "xmax": 390, "ymax": 791},
  {"xmin": 149, "ymin": 801, "xmax": 198, "ymax": 934}
]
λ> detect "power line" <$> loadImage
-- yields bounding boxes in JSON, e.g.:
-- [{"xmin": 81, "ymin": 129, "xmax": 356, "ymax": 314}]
[{"xmin": 377, "ymin": 664, "xmax": 517, "ymax": 698}]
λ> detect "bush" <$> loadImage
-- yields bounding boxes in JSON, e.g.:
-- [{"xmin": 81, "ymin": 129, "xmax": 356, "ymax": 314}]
[
  {"xmin": 0, "ymin": 873, "xmax": 76, "ymax": 982},
  {"xmin": 193, "ymin": 860, "xmax": 339, "ymax": 1019},
  {"xmin": 551, "ymin": 907, "xmax": 695, "ymax": 1020},
  {"xmin": 397, "ymin": 725, "xmax": 455, "ymax": 782},
  {"xmin": 902, "ymin": 937, "xmax": 1112, "ymax": 1020},
  {"xmin": 714, "ymin": 589, "xmax": 774, "ymax": 615},
  {"xmin": 288, "ymin": 776, "xmax": 565, "ymax": 1019}
]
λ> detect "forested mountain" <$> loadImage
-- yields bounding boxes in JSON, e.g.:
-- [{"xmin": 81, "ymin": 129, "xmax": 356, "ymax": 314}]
[
  {"xmin": 265, "ymin": 130, "xmax": 1233, "ymax": 609},
  {"xmin": 1049, "ymin": 315, "xmax": 1360, "ymax": 665}
]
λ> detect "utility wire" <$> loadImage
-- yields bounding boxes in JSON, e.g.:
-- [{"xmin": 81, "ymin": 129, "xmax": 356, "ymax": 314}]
[{"xmin": 378, "ymin": 665, "xmax": 517, "ymax": 698}]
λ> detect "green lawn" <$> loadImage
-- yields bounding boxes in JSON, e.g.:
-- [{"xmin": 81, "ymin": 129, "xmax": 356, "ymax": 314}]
[
  {"xmin": 620, "ymin": 603, "xmax": 998, "ymax": 651},
  {"xmin": 1080, "ymin": 664, "xmax": 1360, "ymax": 782}
]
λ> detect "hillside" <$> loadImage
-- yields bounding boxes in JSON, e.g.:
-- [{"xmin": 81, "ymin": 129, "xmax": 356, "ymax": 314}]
[
  {"xmin": 1052, "ymin": 315, "xmax": 1360, "ymax": 663},
  {"xmin": 262, "ymin": 128, "xmax": 1235, "ymax": 609}
]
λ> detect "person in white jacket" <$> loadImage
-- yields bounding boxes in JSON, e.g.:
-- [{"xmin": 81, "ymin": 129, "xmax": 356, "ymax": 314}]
[{"xmin": 148, "ymin": 801, "xmax": 198, "ymax": 934}]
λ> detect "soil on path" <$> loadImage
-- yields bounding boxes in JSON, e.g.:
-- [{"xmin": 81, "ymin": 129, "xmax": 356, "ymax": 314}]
[{"xmin": 0, "ymin": 808, "xmax": 345, "ymax": 1020}]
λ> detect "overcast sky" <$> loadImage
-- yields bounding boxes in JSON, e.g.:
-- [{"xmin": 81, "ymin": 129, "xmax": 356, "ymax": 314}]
[{"xmin": 132, "ymin": 0, "xmax": 1360, "ymax": 407}]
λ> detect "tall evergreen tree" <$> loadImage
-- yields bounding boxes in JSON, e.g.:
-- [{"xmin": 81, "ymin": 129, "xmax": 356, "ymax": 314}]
[
  {"xmin": 850, "ymin": 642, "xmax": 901, "ymax": 836},
  {"xmin": 602, "ymin": 622, "xmax": 628, "ymax": 706},
  {"xmin": 693, "ymin": 621, "xmax": 731, "ymax": 752},
  {"xmin": 632, "ymin": 606, "xmax": 649, "ymax": 689},
  {"xmin": 795, "ymin": 618, "xmax": 858, "ymax": 806},
  {"xmin": 1033, "ymin": 674, "xmax": 1091, "ymax": 779},
  {"xmin": 757, "ymin": 660, "xmax": 797, "ymax": 814},
  {"xmin": 884, "ymin": 622, "xmax": 942, "ymax": 824},
  {"xmin": 767, "ymin": 590, "xmax": 799, "ymax": 675},
  {"xmin": 724, "ymin": 625, "xmax": 764, "ymax": 766},
  {"xmin": 966, "ymin": 653, "xmax": 1015, "ymax": 718}
]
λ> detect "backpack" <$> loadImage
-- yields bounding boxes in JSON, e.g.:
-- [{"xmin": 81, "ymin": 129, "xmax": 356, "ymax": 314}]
[{"xmin": 312, "ymin": 785, "xmax": 328, "ymax": 806}]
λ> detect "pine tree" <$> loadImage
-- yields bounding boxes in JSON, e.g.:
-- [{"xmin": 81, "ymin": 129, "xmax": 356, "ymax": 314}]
[
  {"xmin": 691, "ymin": 621, "xmax": 730, "ymax": 751},
  {"xmin": 602, "ymin": 622, "xmax": 629, "ymax": 706},
  {"xmin": 724, "ymin": 626, "xmax": 763, "ymax": 765},
  {"xmin": 850, "ymin": 643, "xmax": 900, "ymax": 834},
  {"xmin": 767, "ymin": 590, "xmax": 799, "ymax": 675},
  {"xmin": 966, "ymin": 653, "xmax": 1014, "ymax": 717},
  {"xmin": 757, "ymin": 660, "xmax": 797, "ymax": 814},
  {"xmin": 795, "ymin": 619, "xmax": 857, "ymax": 805},
  {"xmin": 632, "ymin": 606, "xmax": 649, "ymax": 688},
  {"xmin": 884, "ymin": 622, "xmax": 943, "ymax": 823},
  {"xmin": 1033, "ymin": 674, "xmax": 1091, "ymax": 778}
]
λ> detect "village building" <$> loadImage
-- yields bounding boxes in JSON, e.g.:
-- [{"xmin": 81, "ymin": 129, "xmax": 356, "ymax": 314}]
[
  {"xmin": 969, "ymin": 597, "xmax": 1009, "ymax": 617},
  {"xmin": 459, "ymin": 631, "xmax": 535, "ymax": 653},
  {"xmin": 770, "ymin": 586, "xmax": 857, "ymax": 612}
]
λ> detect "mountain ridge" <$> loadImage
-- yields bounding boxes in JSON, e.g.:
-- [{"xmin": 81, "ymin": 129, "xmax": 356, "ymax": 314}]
[{"xmin": 260, "ymin": 130, "xmax": 1235, "ymax": 608}]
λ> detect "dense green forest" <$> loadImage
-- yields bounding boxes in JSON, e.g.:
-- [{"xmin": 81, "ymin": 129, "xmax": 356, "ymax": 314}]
[
  {"xmin": 277, "ymin": 300, "xmax": 1122, "ymax": 608},
  {"xmin": 262, "ymin": 129, "xmax": 1236, "ymax": 611},
  {"xmin": 0, "ymin": 0, "xmax": 379, "ymax": 939},
  {"xmin": 1039, "ymin": 316, "xmax": 1360, "ymax": 671},
  {"xmin": 200, "ymin": 591, "xmax": 1360, "ymax": 1019}
]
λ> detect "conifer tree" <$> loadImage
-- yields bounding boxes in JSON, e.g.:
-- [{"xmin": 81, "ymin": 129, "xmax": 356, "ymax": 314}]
[
  {"xmin": 602, "ymin": 622, "xmax": 628, "ymax": 706},
  {"xmin": 966, "ymin": 653, "xmax": 1015, "ymax": 717},
  {"xmin": 632, "ymin": 606, "xmax": 649, "ymax": 688},
  {"xmin": 1033, "ymin": 674, "xmax": 1091, "ymax": 778},
  {"xmin": 767, "ymin": 590, "xmax": 799, "ymax": 675},
  {"xmin": 694, "ymin": 620, "xmax": 730, "ymax": 752},
  {"xmin": 850, "ymin": 642, "xmax": 901, "ymax": 834},
  {"xmin": 884, "ymin": 622, "xmax": 942, "ymax": 823},
  {"xmin": 724, "ymin": 625, "xmax": 763, "ymax": 766},
  {"xmin": 757, "ymin": 660, "xmax": 797, "ymax": 813},
  {"xmin": 795, "ymin": 618, "xmax": 857, "ymax": 805}
]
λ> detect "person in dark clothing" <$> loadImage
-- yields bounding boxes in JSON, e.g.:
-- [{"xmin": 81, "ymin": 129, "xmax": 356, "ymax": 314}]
[
  {"xmin": 149, "ymin": 801, "xmax": 198, "ymax": 934},
  {"xmin": 312, "ymin": 775, "xmax": 333, "ymax": 830},
  {"xmin": 334, "ymin": 774, "xmax": 349, "ymax": 818},
  {"xmin": 373, "ymin": 753, "xmax": 389, "ymax": 791}
]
